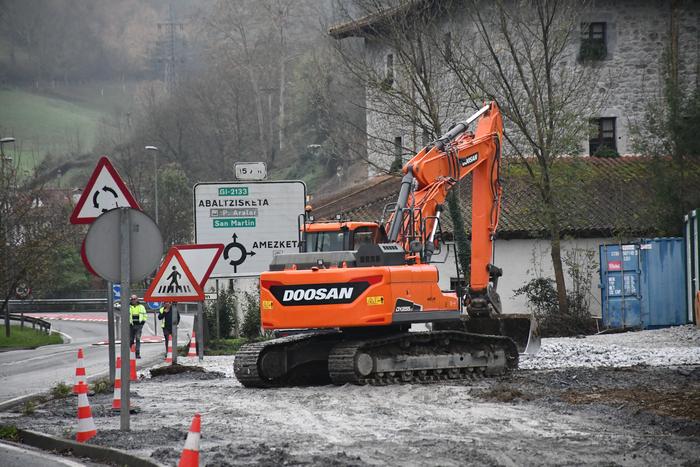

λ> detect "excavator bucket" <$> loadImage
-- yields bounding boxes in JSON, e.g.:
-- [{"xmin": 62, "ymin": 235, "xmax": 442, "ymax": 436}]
[{"xmin": 463, "ymin": 314, "xmax": 540, "ymax": 355}]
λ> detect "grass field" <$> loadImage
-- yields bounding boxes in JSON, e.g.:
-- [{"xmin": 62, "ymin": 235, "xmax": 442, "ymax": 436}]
[
  {"xmin": 0, "ymin": 82, "xmax": 141, "ymax": 172},
  {"xmin": 0, "ymin": 325, "xmax": 63, "ymax": 349}
]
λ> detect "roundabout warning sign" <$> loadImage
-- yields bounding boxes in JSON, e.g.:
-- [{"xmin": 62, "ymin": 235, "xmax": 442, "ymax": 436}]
[{"xmin": 194, "ymin": 181, "xmax": 306, "ymax": 277}]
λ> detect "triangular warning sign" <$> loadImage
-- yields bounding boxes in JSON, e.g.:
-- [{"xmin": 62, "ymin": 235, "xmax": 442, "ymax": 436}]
[
  {"xmin": 70, "ymin": 156, "xmax": 140, "ymax": 224},
  {"xmin": 144, "ymin": 248, "xmax": 204, "ymax": 302},
  {"xmin": 174, "ymin": 244, "xmax": 224, "ymax": 288}
]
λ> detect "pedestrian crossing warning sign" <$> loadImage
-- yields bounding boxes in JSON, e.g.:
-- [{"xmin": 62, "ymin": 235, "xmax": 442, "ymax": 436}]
[{"xmin": 144, "ymin": 248, "xmax": 204, "ymax": 302}]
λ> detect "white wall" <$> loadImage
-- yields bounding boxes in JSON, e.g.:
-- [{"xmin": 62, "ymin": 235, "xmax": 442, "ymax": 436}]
[{"xmin": 433, "ymin": 237, "xmax": 611, "ymax": 318}]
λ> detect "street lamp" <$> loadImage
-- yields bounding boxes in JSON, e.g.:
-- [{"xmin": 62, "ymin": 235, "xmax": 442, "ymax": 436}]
[
  {"xmin": 1, "ymin": 137, "xmax": 15, "ymax": 337},
  {"xmin": 145, "ymin": 145, "xmax": 159, "ymax": 224}
]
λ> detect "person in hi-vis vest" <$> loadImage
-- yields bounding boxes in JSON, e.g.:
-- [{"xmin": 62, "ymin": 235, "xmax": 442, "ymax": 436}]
[{"xmin": 129, "ymin": 295, "xmax": 148, "ymax": 358}]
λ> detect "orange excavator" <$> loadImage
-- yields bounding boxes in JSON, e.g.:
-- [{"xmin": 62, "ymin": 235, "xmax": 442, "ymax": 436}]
[{"xmin": 234, "ymin": 102, "xmax": 539, "ymax": 387}]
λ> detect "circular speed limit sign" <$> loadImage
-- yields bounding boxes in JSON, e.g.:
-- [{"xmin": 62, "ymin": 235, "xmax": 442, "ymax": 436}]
[{"xmin": 15, "ymin": 283, "xmax": 31, "ymax": 299}]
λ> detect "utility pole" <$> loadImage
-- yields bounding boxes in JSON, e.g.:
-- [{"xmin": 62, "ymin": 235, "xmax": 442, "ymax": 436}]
[{"xmin": 156, "ymin": 5, "xmax": 185, "ymax": 93}]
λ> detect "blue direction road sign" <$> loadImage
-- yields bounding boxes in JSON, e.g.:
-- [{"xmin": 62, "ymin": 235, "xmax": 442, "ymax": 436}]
[
  {"xmin": 147, "ymin": 302, "xmax": 162, "ymax": 310},
  {"xmin": 112, "ymin": 283, "xmax": 121, "ymax": 302}
]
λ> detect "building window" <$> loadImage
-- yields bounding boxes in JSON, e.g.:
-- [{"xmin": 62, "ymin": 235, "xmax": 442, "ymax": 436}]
[
  {"xmin": 444, "ymin": 32, "xmax": 452, "ymax": 62},
  {"xmin": 579, "ymin": 22, "xmax": 607, "ymax": 61},
  {"xmin": 383, "ymin": 53, "xmax": 394, "ymax": 88},
  {"xmin": 589, "ymin": 117, "xmax": 618, "ymax": 157}
]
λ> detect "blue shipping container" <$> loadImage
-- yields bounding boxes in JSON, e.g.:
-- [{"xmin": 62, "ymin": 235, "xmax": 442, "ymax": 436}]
[{"xmin": 600, "ymin": 238, "xmax": 687, "ymax": 329}]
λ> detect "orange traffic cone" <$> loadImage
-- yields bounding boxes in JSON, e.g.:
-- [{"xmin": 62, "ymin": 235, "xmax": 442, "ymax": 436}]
[
  {"xmin": 73, "ymin": 348, "xmax": 87, "ymax": 394},
  {"xmin": 129, "ymin": 344, "xmax": 137, "ymax": 381},
  {"xmin": 165, "ymin": 335, "xmax": 173, "ymax": 364},
  {"xmin": 75, "ymin": 382, "xmax": 97, "ymax": 442},
  {"xmin": 112, "ymin": 357, "xmax": 123, "ymax": 410},
  {"xmin": 178, "ymin": 413, "xmax": 201, "ymax": 467},
  {"xmin": 187, "ymin": 332, "xmax": 197, "ymax": 357}
]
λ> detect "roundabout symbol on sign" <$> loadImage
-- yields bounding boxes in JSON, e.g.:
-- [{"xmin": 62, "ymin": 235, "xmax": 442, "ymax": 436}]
[
  {"xmin": 223, "ymin": 233, "xmax": 256, "ymax": 273},
  {"xmin": 92, "ymin": 186, "xmax": 119, "ymax": 213},
  {"xmin": 15, "ymin": 283, "xmax": 31, "ymax": 299}
]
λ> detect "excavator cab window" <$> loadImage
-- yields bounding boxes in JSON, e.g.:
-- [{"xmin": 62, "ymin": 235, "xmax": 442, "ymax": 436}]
[
  {"xmin": 303, "ymin": 231, "xmax": 348, "ymax": 252},
  {"xmin": 351, "ymin": 227, "xmax": 375, "ymax": 250}
]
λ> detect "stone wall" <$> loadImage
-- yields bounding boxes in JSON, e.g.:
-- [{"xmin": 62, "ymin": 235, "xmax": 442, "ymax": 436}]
[
  {"xmin": 581, "ymin": 0, "xmax": 699, "ymax": 156},
  {"xmin": 361, "ymin": 0, "xmax": 699, "ymax": 174}
]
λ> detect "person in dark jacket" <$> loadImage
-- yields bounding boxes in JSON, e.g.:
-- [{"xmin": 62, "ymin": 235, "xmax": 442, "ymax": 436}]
[{"xmin": 158, "ymin": 302, "xmax": 180, "ymax": 354}]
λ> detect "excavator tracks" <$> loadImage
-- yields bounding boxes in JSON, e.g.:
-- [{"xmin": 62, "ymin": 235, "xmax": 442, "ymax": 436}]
[
  {"xmin": 235, "ymin": 331, "xmax": 519, "ymax": 387},
  {"xmin": 234, "ymin": 332, "xmax": 338, "ymax": 388},
  {"xmin": 328, "ymin": 331, "xmax": 518, "ymax": 385}
]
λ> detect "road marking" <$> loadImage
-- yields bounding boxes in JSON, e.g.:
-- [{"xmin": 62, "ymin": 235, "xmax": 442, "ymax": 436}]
[{"xmin": 0, "ymin": 349, "xmax": 76, "ymax": 367}]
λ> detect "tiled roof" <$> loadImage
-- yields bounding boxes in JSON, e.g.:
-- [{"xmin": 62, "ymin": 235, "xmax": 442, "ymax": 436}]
[
  {"xmin": 328, "ymin": 0, "xmax": 428, "ymax": 39},
  {"xmin": 312, "ymin": 156, "xmax": 695, "ymax": 239}
]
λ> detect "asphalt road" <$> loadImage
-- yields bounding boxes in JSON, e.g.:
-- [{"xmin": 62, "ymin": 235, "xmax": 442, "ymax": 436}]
[
  {"xmin": 0, "ymin": 313, "xmax": 194, "ymax": 405},
  {"xmin": 0, "ymin": 440, "xmax": 93, "ymax": 466}
]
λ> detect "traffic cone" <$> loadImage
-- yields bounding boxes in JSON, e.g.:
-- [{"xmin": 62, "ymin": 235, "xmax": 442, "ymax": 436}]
[
  {"xmin": 75, "ymin": 382, "xmax": 97, "ymax": 443},
  {"xmin": 73, "ymin": 348, "xmax": 87, "ymax": 394},
  {"xmin": 165, "ymin": 335, "xmax": 173, "ymax": 364},
  {"xmin": 129, "ymin": 345, "xmax": 137, "ymax": 381},
  {"xmin": 178, "ymin": 413, "xmax": 201, "ymax": 467},
  {"xmin": 187, "ymin": 332, "xmax": 197, "ymax": 357},
  {"xmin": 112, "ymin": 357, "xmax": 122, "ymax": 410}
]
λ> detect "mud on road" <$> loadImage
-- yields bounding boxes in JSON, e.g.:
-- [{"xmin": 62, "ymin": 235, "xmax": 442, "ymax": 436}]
[{"xmin": 1, "ymin": 326, "xmax": 699, "ymax": 466}]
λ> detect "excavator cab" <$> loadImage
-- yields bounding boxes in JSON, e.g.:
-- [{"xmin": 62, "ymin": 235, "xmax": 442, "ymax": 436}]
[{"xmin": 300, "ymin": 220, "xmax": 386, "ymax": 253}]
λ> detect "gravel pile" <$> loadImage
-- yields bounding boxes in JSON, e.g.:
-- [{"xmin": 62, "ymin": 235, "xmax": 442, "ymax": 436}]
[{"xmin": 521, "ymin": 325, "xmax": 700, "ymax": 370}]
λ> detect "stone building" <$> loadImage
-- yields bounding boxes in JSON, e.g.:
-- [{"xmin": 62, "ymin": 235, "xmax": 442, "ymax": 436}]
[{"xmin": 330, "ymin": 0, "xmax": 699, "ymax": 175}]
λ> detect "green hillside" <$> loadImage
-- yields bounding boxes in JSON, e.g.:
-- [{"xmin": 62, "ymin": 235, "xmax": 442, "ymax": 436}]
[{"xmin": 0, "ymin": 83, "xmax": 137, "ymax": 171}]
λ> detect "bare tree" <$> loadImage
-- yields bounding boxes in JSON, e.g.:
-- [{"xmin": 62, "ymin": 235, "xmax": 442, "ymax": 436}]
[
  {"xmin": 444, "ymin": 0, "xmax": 605, "ymax": 314},
  {"xmin": 0, "ymin": 153, "xmax": 74, "ymax": 336}
]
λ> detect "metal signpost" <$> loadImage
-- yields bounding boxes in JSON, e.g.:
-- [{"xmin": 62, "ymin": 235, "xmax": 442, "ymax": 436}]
[
  {"xmin": 107, "ymin": 282, "xmax": 115, "ymax": 383},
  {"xmin": 118, "ymin": 209, "xmax": 131, "ymax": 431},
  {"xmin": 193, "ymin": 181, "xmax": 306, "ymax": 277},
  {"xmin": 84, "ymin": 208, "xmax": 162, "ymax": 431}
]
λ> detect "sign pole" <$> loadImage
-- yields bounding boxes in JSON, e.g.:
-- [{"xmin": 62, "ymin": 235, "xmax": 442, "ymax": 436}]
[
  {"xmin": 153, "ymin": 305, "xmax": 158, "ymax": 336},
  {"xmin": 215, "ymin": 280, "xmax": 220, "ymax": 339},
  {"xmin": 107, "ymin": 281, "xmax": 115, "ymax": 383},
  {"xmin": 119, "ymin": 208, "xmax": 131, "ymax": 431},
  {"xmin": 197, "ymin": 302, "xmax": 204, "ymax": 361},
  {"xmin": 172, "ymin": 303, "xmax": 178, "ymax": 365}
]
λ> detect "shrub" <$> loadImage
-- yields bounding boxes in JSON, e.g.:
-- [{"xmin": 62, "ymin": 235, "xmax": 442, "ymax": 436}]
[
  {"xmin": 51, "ymin": 382, "xmax": 71, "ymax": 399},
  {"xmin": 22, "ymin": 401, "xmax": 36, "ymax": 415},
  {"xmin": 205, "ymin": 289, "xmax": 238, "ymax": 339},
  {"xmin": 0, "ymin": 425, "xmax": 19, "ymax": 441},
  {"xmin": 240, "ymin": 292, "xmax": 261, "ymax": 339},
  {"xmin": 91, "ymin": 378, "xmax": 112, "ymax": 394},
  {"xmin": 514, "ymin": 248, "xmax": 597, "ymax": 337}
]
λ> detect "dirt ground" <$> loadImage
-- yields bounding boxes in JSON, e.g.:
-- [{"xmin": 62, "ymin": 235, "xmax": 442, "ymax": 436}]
[{"xmin": 1, "ymin": 326, "xmax": 699, "ymax": 466}]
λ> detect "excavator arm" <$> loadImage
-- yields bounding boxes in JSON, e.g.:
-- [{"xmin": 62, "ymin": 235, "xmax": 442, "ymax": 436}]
[{"xmin": 386, "ymin": 102, "xmax": 503, "ymax": 296}]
